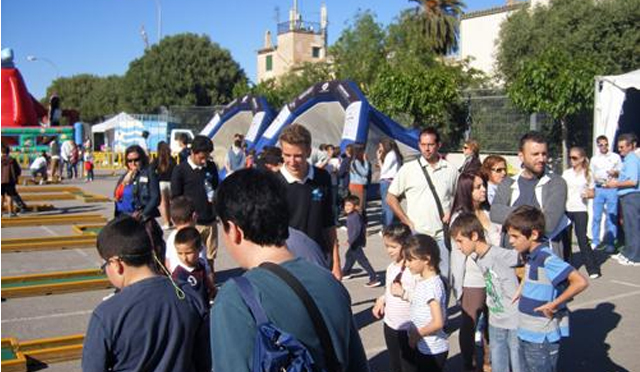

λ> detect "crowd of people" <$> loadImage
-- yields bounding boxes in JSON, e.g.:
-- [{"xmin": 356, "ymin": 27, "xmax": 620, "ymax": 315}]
[{"xmin": 4, "ymin": 122, "xmax": 638, "ymax": 372}]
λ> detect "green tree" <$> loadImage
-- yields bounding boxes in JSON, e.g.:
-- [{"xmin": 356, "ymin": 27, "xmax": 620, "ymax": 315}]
[
  {"xmin": 409, "ymin": 0, "xmax": 465, "ymax": 55},
  {"xmin": 507, "ymin": 48, "xmax": 600, "ymax": 166},
  {"xmin": 330, "ymin": 11, "xmax": 386, "ymax": 93},
  {"xmin": 369, "ymin": 62, "xmax": 472, "ymax": 144},
  {"xmin": 121, "ymin": 33, "xmax": 246, "ymax": 113},
  {"xmin": 497, "ymin": 0, "xmax": 639, "ymax": 158},
  {"xmin": 46, "ymin": 74, "xmax": 105, "ymax": 123}
]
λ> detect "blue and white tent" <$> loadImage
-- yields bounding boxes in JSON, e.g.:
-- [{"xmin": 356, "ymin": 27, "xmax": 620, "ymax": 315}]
[
  {"xmin": 254, "ymin": 80, "xmax": 420, "ymax": 159},
  {"xmin": 200, "ymin": 94, "xmax": 275, "ymax": 166}
]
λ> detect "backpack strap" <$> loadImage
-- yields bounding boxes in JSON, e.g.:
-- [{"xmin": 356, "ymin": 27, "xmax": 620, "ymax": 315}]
[
  {"xmin": 260, "ymin": 262, "xmax": 342, "ymax": 372},
  {"xmin": 232, "ymin": 276, "xmax": 269, "ymax": 326}
]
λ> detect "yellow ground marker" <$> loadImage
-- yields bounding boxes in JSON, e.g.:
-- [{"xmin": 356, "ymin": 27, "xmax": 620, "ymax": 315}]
[
  {"xmin": 71, "ymin": 224, "xmax": 104, "ymax": 235},
  {"xmin": 1, "ymin": 335, "xmax": 84, "ymax": 370},
  {"xmin": 1, "ymin": 214, "xmax": 106, "ymax": 228},
  {"xmin": 1, "ymin": 235, "xmax": 97, "ymax": 253},
  {"xmin": 1, "ymin": 338, "xmax": 26, "ymax": 372},
  {"xmin": 17, "ymin": 186, "xmax": 81, "ymax": 193},
  {"xmin": 1, "ymin": 269, "xmax": 111, "ymax": 299},
  {"xmin": 19, "ymin": 335, "xmax": 84, "ymax": 364},
  {"xmin": 2, "ymin": 204, "xmax": 55, "ymax": 213},
  {"xmin": 20, "ymin": 193, "xmax": 76, "ymax": 201}
]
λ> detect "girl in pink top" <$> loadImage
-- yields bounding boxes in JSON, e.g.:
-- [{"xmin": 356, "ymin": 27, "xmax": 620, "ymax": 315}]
[{"xmin": 373, "ymin": 223, "xmax": 418, "ymax": 372}]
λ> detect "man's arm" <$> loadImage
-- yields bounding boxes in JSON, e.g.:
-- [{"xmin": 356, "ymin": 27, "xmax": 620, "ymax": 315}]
[
  {"xmin": 386, "ymin": 192, "xmax": 413, "ymax": 230},
  {"xmin": 490, "ymin": 179, "xmax": 514, "ymax": 225},
  {"xmin": 543, "ymin": 177, "xmax": 568, "ymax": 234}
]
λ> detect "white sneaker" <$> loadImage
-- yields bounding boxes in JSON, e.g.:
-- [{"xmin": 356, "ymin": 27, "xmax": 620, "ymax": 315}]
[
  {"xmin": 611, "ymin": 253, "xmax": 624, "ymax": 262},
  {"xmin": 619, "ymin": 257, "xmax": 640, "ymax": 266},
  {"xmin": 589, "ymin": 273, "xmax": 601, "ymax": 279}
]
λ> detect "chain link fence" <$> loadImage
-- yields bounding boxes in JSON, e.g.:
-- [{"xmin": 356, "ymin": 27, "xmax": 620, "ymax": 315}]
[{"xmin": 464, "ymin": 89, "xmax": 556, "ymax": 155}]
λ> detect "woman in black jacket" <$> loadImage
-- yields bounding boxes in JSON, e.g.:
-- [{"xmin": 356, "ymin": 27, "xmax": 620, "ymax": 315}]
[{"xmin": 114, "ymin": 145, "xmax": 164, "ymax": 261}]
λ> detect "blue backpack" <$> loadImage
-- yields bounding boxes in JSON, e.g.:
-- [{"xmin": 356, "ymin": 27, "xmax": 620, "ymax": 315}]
[{"xmin": 232, "ymin": 263, "xmax": 342, "ymax": 372}]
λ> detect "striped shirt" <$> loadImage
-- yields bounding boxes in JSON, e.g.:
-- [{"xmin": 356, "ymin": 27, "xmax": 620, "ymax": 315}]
[
  {"xmin": 410, "ymin": 275, "xmax": 449, "ymax": 355},
  {"xmin": 383, "ymin": 262, "xmax": 417, "ymax": 331},
  {"xmin": 518, "ymin": 244, "xmax": 573, "ymax": 343}
]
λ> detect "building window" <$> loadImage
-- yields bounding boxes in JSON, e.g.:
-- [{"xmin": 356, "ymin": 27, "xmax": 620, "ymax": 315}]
[
  {"xmin": 266, "ymin": 55, "xmax": 273, "ymax": 71},
  {"xmin": 312, "ymin": 47, "xmax": 321, "ymax": 58}
]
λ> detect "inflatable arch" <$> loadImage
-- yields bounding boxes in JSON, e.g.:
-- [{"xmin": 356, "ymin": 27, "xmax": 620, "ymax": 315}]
[
  {"xmin": 253, "ymin": 80, "xmax": 420, "ymax": 163},
  {"xmin": 200, "ymin": 94, "xmax": 275, "ymax": 165}
]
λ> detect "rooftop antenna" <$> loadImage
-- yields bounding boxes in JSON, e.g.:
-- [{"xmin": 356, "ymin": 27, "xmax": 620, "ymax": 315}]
[
  {"xmin": 274, "ymin": 6, "xmax": 280, "ymax": 24},
  {"xmin": 140, "ymin": 25, "xmax": 150, "ymax": 50}
]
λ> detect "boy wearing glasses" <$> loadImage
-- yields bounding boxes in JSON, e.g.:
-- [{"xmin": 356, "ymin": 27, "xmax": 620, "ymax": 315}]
[
  {"xmin": 590, "ymin": 135, "xmax": 622, "ymax": 252},
  {"xmin": 82, "ymin": 216, "xmax": 210, "ymax": 372}
]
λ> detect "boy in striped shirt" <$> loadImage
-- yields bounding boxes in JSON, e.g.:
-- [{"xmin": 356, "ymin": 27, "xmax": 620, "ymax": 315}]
[{"xmin": 504, "ymin": 206, "xmax": 588, "ymax": 372}]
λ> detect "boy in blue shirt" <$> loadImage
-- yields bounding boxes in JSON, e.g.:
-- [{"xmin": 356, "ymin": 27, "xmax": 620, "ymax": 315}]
[
  {"xmin": 504, "ymin": 206, "xmax": 588, "ymax": 372},
  {"xmin": 341, "ymin": 194, "xmax": 380, "ymax": 287},
  {"xmin": 82, "ymin": 216, "xmax": 210, "ymax": 372}
]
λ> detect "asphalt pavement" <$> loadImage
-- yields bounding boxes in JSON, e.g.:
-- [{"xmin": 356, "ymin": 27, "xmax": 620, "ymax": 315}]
[{"xmin": 1, "ymin": 172, "xmax": 639, "ymax": 372}]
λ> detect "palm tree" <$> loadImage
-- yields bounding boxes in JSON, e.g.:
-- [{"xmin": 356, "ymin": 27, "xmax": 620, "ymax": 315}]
[{"xmin": 409, "ymin": 0, "xmax": 466, "ymax": 55}]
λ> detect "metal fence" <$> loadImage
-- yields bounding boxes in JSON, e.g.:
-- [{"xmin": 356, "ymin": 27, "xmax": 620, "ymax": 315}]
[{"xmin": 464, "ymin": 89, "xmax": 555, "ymax": 155}]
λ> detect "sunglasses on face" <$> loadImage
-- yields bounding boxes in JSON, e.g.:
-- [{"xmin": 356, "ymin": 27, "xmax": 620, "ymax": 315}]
[
  {"xmin": 492, "ymin": 167, "xmax": 507, "ymax": 173},
  {"xmin": 570, "ymin": 156, "xmax": 581, "ymax": 161},
  {"xmin": 597, "ymin": 143, "xmax": 608, "ymax": 147},
  {"xmin": 127, "ymin": 158, "xmax": 141, "ymax": 163}
]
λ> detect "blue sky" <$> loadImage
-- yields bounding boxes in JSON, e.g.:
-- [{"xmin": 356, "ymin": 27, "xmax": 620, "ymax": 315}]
[{"xmin": 2, "ymin": 0, "xmax": 504, "ymax": 100}]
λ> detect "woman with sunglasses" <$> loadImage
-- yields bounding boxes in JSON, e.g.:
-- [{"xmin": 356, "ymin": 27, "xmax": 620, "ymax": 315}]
[
  {"xmin": 460, "ymin": 139, "xmax": 482, "ymax": 175},
  {"xmin": 481, "ymin": 155, "xmax": 508, "ymax": 205},
  {"xmin": 562, "ymin": 147, "xmax": 600, "ymax": 279},
  {"xmin": 115, "ymin": 145, "xmax": 160, "ymax": 220}
]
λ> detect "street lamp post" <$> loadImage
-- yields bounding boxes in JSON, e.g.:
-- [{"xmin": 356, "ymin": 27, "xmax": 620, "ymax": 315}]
[
  {"xmin": 155, "ymin": 0, "xmax": 162, "ymax": 43},
  {"xmin": 26, "ymin": 55, "xmax": 60, "ymax": 79}
]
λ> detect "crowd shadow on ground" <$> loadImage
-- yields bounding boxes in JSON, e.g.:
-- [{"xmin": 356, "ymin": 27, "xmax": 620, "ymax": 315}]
[{"xmin": 559, "ymin": 302, "xmax": 627, "ymax": 371}]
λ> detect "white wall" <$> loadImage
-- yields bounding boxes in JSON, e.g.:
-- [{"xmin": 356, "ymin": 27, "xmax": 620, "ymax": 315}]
[{"xmin": 459, "ymin": 11, "xmax": 513, "ymax": 79}]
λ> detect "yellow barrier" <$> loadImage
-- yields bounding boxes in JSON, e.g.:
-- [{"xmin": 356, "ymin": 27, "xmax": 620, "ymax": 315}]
[
  {"xmin": 1, "ymin": 335, "xmax": 84, "ymax": 370},
  {"xmin": 1, "ymin": 235, "xmax": 97, "ymax": 253},
  {"xmin": 1, "ymin": 269, "xmax": 111, "ymax": 299},
  {"xmin": 1, "ymin": 214, "xmax": 107, "ymax": 228}
]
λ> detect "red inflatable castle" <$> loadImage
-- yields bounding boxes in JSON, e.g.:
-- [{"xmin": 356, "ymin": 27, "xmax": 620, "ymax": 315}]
[{"xmin": 1, "ymin": 48, "xmax": 47, "ymax": 128}]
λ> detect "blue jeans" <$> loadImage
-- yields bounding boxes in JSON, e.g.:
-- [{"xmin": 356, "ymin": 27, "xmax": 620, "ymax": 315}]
[
  {"xmin": 489, "ymin": 326, "xmax": 522, "ymax": 372},
  {"xmin": 620, "ymin": 192, "xmax": 640, "ymax": 262},
  {"xmin": 519, "ymin": 339, "xmax": 559, "ymax": 372},
  {"xmin": 380, "ymin": 180, "xmax": 395, "ymax": 228},
  {"xmin": 342, "ymin": 245, "xmax": 377, "ymax": 282},
  {"xmin": 591, "ymin": 187, "xmax": 618, "ymax": 247},
  {"xmin": 436, "ymin": 238, "xmax": 450, "ymax": 281}
]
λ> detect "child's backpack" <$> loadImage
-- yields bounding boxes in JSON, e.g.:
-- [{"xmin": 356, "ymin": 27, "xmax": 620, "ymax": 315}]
[{"xmin": 232, "ymin": 263, "xmax": 342, "ymax": 372}]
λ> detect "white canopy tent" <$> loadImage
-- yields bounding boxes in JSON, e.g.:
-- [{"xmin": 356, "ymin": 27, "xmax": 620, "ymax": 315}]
[{"xmin": 593, "ymin": 69, "xmax": 640, "ymax": 152}]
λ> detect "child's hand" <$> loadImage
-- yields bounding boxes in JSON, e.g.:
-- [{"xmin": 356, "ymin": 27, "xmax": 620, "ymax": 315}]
[
  {"xmin": 408, "ymin": 326, "xmax": 420, "ymax": 349},
  {"xmin": 372, "ymin": 296, "xmax": 385, "ymax": 319},
  {"xmin": 534, "ymin": 302, "xmax": 556, "ymax": 319},
  {"xmin": 390, "ymin": 282, "xmax": 404, "ymax": 297}
]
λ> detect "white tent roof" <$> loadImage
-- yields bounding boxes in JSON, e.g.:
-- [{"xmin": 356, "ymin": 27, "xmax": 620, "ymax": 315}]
[
  {"xmin": 594, "ymin": 69, "xmax": 640, "ymax": 152},
  {"xmin": 92, "ymin": 112, "xmax": 140, "ymax": 133}
]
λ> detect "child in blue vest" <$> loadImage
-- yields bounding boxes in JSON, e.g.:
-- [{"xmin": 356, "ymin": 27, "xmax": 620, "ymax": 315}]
[{"xmin": 504, "ymin": 205, "xmax": 589, "ymax": 372}]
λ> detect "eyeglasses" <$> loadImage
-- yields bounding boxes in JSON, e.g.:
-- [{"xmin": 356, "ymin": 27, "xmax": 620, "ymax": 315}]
[
  {"xmin": 100, "ymin": 257, "xmax": 120, "ymax": 273},
  {"xmin": 491, "ymin": 167, "xmax": 507, "ymax": 173},
  {"xmin": 126, "ymin": 157, "xmax": 141, "ymax": 163}
]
